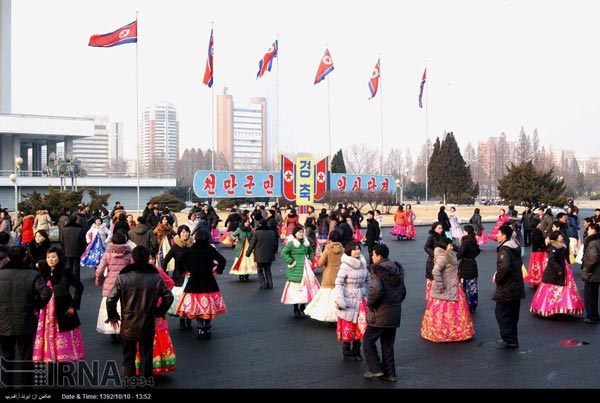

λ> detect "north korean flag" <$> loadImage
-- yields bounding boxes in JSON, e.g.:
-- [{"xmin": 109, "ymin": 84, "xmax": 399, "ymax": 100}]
[
  {"xmin": 314, "ymin": 48, "xmax": 335, "ymax": 85},
  {"xmin": 256, "ymin": 40, "xmax": 278, "ymax": 79},
  {"xmin": 88, "ymin": 21, "xmax": 137, "ymax": 48},
  {"xmin": 368, "ymin": 59, "xmax": 381, "ymax": 99}
]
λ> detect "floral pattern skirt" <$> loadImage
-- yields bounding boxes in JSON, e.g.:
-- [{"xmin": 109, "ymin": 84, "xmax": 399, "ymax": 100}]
[
  {"xmin": 530, "ymin": 262, "xmax": 584, "ymax": 317},
  {"xmin": 175, "ymin": 292, "xmax": 227, "ymax": 320},
  {"xmin": 135, "ymin": 316, "xmax": 176, "ymax": 375},
  {"xmin": 421, "ymin": 286, "xmax": 475, "ymax": 342}
]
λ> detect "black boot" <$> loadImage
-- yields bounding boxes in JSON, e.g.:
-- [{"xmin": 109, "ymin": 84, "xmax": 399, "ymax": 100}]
[
  {"xmin": 265, "ymin": 268, "xmax": 273, "ymax": 290},
  {"xmin": 352, "ymin": 340, "xmax": 363, "ymax": 361},
  {"xmin": 293, "ymin": 304, "xmax": 302, "ymax": 318},
  {"xmin": 239, "ymin": 275, "xmax": 244, "ymax": 281},
  {"xmin": 343, "ymin": 342, "xmax": 355, "ymax": 361},
  {"xmin": 186, "ymin": 318, "xmax": 192, "ymax": 330},
  {"xmin": 299, "ymin": 304, "xmax": 307, "ymax": 317},
  {"xmin": 204, "ymin": 320, "xmax": 212, "ymax": 340},
  {"xmin": 197, "ymin": 319, "xmax": 205, "ymax": 338},
  {"xmin": 179, "ymin": 318, "xmax": 187, "ymax": 330},
  {"xmin": 244, "ymin": 274, "xmax": 250, "ymax": 282}
]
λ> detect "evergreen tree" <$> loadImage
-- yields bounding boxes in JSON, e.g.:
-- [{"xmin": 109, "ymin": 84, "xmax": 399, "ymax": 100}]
[
  {"xmin": 330, "ymin": 149, "xmax": 346, "ymax": 173},
  {"xmin": 497, "ymin": 161, "xmax": 566, "ymax": 206},
  {"xmin": 427, "ymin": 137, "xmax": 442, "ymax": 197}
]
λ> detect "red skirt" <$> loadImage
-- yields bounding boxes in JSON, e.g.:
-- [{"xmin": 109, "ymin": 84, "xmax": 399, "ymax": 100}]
[
  {"xmin": 525, "ymin": 252, "xmax": 547, "ymax": 286},
  {"xmin": 175, "ymin": 292, "xmax": 227, "ymax": 320}
]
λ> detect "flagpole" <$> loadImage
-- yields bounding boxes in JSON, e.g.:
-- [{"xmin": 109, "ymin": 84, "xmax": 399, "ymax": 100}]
[
  {"xmin": 379, "ymin": 54, "xmax": 384, "ymax": 175},
  {"xmin": 210, "ymin": 22, "xmax": 215, "ymax": 172},
  {"xmin": 276, "ymin": 34, "xmax": 280, "ymax": 171},
  {"xmin": 135, "ymin": 10, "xmax": 141, "ymax": 215},
  {"xmin": 424, "ymin": 60, "xmax": 429, "ymax": 205}
]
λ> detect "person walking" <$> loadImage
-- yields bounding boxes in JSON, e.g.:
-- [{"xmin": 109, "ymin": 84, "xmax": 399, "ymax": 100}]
[
  {"xmin": 364, "ymin": 211, "xmax": 381, "ymax": 264},
  {"xmin": 493, "ymin": 225, "xmax": 525, "ymax": 349},
  {"xmin": 582, "ymin": 223, "xmax": 600, "ymax": 323},
  {"xmin": 245, "ymin": 219, "xmax": 278, "ymax": 290},
  {"xmin": 362, "ymin": 244, "xmax": 406, "ymax": 382},
  {"xmin": 106, "ymin": 246, "xmax": 174, "ymax": 379},
  {"xmin": 62, "ymin": 214, "xmax": 87, "ymax": 282},
  {"xmin": 0, "ymin": 246, "xmax": 52, "ymax": 387},
  {"xmin": 469, "ymin": 208, "xmax": 488, "ymax": 245}
]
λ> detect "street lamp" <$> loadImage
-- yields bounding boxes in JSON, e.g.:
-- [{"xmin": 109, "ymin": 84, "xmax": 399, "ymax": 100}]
[
  {"xmin": 394, "ymin": 178, "xmax": 401, "ymax": 205},
  {"xmin": 9, "ymin": 156, "xmax": 24, "ymax": 214}
]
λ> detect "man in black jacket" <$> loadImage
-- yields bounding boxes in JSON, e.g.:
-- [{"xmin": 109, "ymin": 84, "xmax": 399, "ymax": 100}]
[
  {"xmin": 62, "ymin": 214, "xmax": 87, "ymax": 281},
  {"xmin": 364, "ymin": 211, "xmax": 381, "ymax": 264},
  {"xmin": 107, "ymin": 246, "xmax": 174, "ymax": 380},
  {"xmin": 493, "ymin": 225, "xmax": 525, "ymax": 349},
  {"xmin": 363, "ymin": 244, "xmax": 406, "ymax": 382},
  {"xmin": 246, "ymin": 219, "xmax": 278, "ymax": 290},
  {"xmin": 0, "ymin": 246, "xmax": 52, "ymax": 387}
]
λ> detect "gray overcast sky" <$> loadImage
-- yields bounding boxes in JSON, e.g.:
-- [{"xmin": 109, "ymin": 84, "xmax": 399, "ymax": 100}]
[{"xmin": 9, "ymin": 0, "xmax": 600, "ymax": 160}]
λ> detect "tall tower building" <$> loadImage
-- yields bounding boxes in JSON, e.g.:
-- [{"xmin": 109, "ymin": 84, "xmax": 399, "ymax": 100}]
[
  {"xmin": 72, "ymin": 116, "xmax": 110, "ymax": 176},
  {"xmin": 141, "ymin": 102, "xmax": 179, "ymax": 176},
  {"xmin": 217, "ymin": 90, "xmax": 267, "ymax": 170}
]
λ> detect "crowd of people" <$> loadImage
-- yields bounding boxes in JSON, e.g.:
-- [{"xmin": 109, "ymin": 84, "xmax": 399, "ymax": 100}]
[{"xmin": 0, "ymin": 198, "xmax": 599, "ymax": 387}]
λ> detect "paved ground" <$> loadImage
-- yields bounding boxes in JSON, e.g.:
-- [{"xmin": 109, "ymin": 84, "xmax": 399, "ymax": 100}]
[{"xmin": 53, "ymin": 219, "xmax": 600, "ymax": 391}]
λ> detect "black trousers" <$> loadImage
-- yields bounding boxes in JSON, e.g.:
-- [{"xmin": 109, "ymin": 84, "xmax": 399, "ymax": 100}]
[
  {"xmin": 495, "ymin": 301, "xmax": 521, "ymax": 345},
  {"xmin": 65, "ymin": 257, "xmax": 82, "ymax": 282},
  {"xmin": 584, "ymin": 282, "xmax": 600, "ymax": 321},
  {"xmin": 256, "ymin": 262, "xmax": 271, "ymax": 286},
  {"xmin": 363, "ymin": 326, "xmax": 397, "ymax": 377},
  {"xmin": 122, "ymin": 334, "xmax": 155, "ymax": 379},
  {"xmin": 0, "ymin": 334, "xmax": 35, "ymax": 387},
  {"xmin": 523, "ymin": 229, "xmax": 532, "ymax": 247}
]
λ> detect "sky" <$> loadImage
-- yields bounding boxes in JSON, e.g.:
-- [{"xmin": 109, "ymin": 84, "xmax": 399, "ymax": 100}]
[{"xmin": 9, "ymin": 0, "xmax": 600, "ymax": 161}]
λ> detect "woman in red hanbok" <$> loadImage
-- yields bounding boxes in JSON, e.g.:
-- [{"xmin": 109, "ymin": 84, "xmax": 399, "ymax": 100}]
[
  {"xmin": 524, "ymin": 218, "xmax": 547, "ymax": 287},
  {"xmin": 488, "ymin": 209, "xmax": 510, "ymax": 242}
]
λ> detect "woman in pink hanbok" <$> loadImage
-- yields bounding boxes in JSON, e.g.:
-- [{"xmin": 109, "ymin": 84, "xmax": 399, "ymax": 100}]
[
  {"xmin": 33, "ymin": 248, "xmax": 85, "ymax": 363},
  {"xmin": 421, "ymin": 237, "xmax": 475, "ymax": 342},
  {"xmin": 488, "ymin": 209, "xmax": 510, "ymax": 242},
  {"xmin": 524, "ymin": 218, "xmax": 547, "ymax": 287},
  {"xmin": 405, "ymin": 204, "xmax": 417, "ymax": 240},
  {"xmin": 390, "ymin": 206, "xmax": 407, "ymax": 240},
  {"xmin": 530, "ymin": 231, "xmax": 584, "ymax": 317},
  {"xmin": 469, "ymin": 208, "xmax": 488, "ymax": 245}
]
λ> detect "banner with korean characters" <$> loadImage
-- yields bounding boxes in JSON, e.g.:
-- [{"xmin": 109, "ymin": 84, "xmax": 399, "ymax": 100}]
[
  {"xmin": 193, "ymin": 171, "xmax": 280, "ymax": 198},
  {"xmin": 330, "ymin": 174, "xmax": 395, "ymax": 194}
]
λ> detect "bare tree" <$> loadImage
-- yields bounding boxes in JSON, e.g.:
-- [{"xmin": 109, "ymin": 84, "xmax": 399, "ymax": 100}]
[
  {"xmin": 404, "ymin": 148, "xmax": 414, "ymax": 180},
  {"xmin": 344, "ymin": 144, "xmax": 379, "ymax": 174},
  {"xmin": 385, "ymin": 148, "xmax": 403, "ymax": 178}
]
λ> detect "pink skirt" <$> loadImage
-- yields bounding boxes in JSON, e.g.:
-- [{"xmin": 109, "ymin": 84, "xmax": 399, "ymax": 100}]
[
  {"xmin": 530, "ymin": 263, "xmax": 584, "ymax": 317},
  {"xmin": 476, "ymin": 227, "xmax": 489, "ymax": 245},
  {"xmin": 390, "ymin": 225, "xmax": 406, "ymax": 237},
  {"xmin": 405, "ymin": 223, "xmax": 416, "ymax": 239},
  {"xmin": 525, "ymin": 251, "xmax": 548, "ymax": 286},
  {"xmin": 425, "ymin": 278, "xmax": 433, "ymax": 301},
  {"xmin": 420, "ymin": 285, "xmax": 475, "ymax": 342},
  {"xmin": 175, "ymin": 292, "xmax": 227, "ymax": 320}
]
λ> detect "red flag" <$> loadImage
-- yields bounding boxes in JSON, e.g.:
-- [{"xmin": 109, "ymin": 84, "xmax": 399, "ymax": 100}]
[
  {"xmin": 88, "ymin": 21, "xmax": 137, "ymax": 48},
  {"xmin": 256, "ymin": 40, "xmax": 278, "ymax": 79},
  {"xmin": 314, "ymin": 49, "xmax": 335, "ymax": 84},
  {"xmin": 368, "ymin": 59, "xmax": 381, "ymax": 99},
  {"xmin": 418, "ymin": 68, "xmax": 427, "ymax": 108},
  {"xmin": 203, "ymin": 29, "xmax": 214, "ymax": 88}
]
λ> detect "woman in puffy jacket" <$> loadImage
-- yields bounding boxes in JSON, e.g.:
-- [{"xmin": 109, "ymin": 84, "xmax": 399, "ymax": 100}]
[{"xmin": 94, "ymin": 230, "xmax": 132, "ymax": 342}]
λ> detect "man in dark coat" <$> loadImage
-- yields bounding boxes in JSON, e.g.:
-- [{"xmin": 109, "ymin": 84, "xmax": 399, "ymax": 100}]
[
  {"xmin": 582, "ymin": 223, "xmax": 600, "ymax": 323},
  {"xmin": 493, "ymin": 225, "xmax": 525, "ymax": 349},
  {"xmin": 337, "ymin": 214, "xmax": 353, "ymax": 247},
  {"xmin": 246, "ymin": 219, "xmax": 278, "ymax": 290},
  {"xmin": 107, "ymin": 246, "xmax": 174, "ymax": 380},
  {"xmin": 363, "ymin": 244, "xmax": 406, "ymax": 382},
  {"xmin": 437, "ymin": 206, "xmax": 451, "ymax": 233},
  {"xmin": 364, "ymin": 211, "xmax": 381, "ymax": 264},
  {"xmin": 62, "ymin": 214, "xmax": 87, "ymax": 281},
  {"xmin": 128, "ymin": 217, "xmax": 158, "ymax": 255},
  {"xmin": 0, "ymin": 246, "xmax": 52, "ymax": 387}
]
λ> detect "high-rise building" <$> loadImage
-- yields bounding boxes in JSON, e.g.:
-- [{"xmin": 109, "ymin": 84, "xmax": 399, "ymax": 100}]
[
  {"xmin": 141, "ymin": 102, "xmax": 179, "ymax": 176},
  {"xmin": 109, "ymin": 122, "xmax": 124, "ymax": 163},
  {"xmin": 477, "ymin": 134, "xmax": 516, "ymax": 199},
  {"xmin": 72, "ymin": 116, "xmax": 109, "ymax": 176},
  {"xmin": 217, "ymin": 90, "xmax": 267, "ymax": 171}
]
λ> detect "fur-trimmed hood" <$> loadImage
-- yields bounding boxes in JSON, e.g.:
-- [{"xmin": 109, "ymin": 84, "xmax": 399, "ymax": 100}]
[
  {"xmin": 434, "ymin": 247, "xmax": 458, "ymax": 266},
  {"xmin": 548, "ymin": 240, "xmax": 566, "ymax": 250},
  {"xmin": 341, "ymin": 253, "xmax": 367, "ymax": 270},
  {"xmin": 585, "ymin": 232, "xmax": 600, "ymax": 246},
  {"xmin": 173, "ymin": 235, "xmax": 194, "ymax": 248}
]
